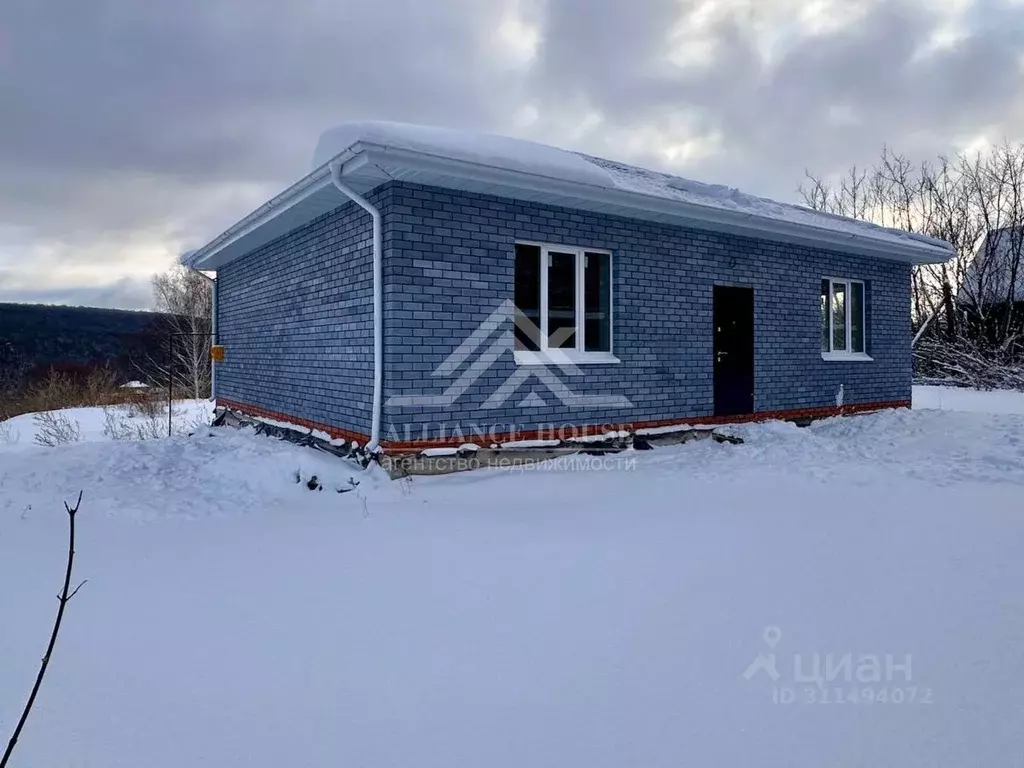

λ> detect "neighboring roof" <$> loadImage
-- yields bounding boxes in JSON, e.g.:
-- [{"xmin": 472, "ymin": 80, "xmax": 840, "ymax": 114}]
[
  {"xmin": 960, "ymin": 227, "xmax": 1024, "ymax": 306},
  {"xmin": 187, "ymin": 121, "xmax": 954, "ymax": 270}
]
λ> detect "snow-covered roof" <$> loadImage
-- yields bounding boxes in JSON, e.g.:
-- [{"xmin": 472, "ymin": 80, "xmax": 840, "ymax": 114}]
[
  {"xmin": 187, "ymin": 121, "xmax": 954, "ymax": 269},
  {"xmin": 312, "ymin": 123, "xmax": 613, "ymax": 188},
  {"xmin": 960, "ymin": 227, "xmax": 1024, "ymax": 306}
]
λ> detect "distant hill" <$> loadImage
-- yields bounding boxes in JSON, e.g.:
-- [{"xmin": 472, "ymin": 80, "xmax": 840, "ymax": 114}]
[{"xmin": 0, "ymin": 303, "xmax": 167, "ymax": 386}]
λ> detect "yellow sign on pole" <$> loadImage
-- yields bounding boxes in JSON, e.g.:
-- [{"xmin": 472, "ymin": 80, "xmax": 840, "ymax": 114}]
[{"xmin": 211, "ymin": 345, "xmax": 225, "ymax": 362}]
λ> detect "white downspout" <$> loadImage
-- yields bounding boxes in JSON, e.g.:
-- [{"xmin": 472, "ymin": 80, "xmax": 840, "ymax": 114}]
[
  {"xmin": 329, "ymin": 161, "xmax": 383, "ymax": 453},
  {"xmin": 210, "ymin": 273, "xmax": 218, "ymax": 401}
]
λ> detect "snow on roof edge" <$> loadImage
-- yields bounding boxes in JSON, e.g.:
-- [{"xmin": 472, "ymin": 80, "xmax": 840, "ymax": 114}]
[
  {"xmin": 312, "ymin": 121, "xmax": 952, "ymax": 259},
  {"xmin": 190, "ymin": 121, "xmax": 954, "ymax": 266},
  {"xmin": 574, "ymin": 150, "xmax": 953, "ymax": 256},
  {"xmin": 313, "ymin": 121, "xmax": 614, "ymax": 189}
]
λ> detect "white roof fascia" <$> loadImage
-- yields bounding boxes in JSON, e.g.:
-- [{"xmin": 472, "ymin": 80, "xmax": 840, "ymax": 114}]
[
  {"xmin": 360, "ymin": 143, "xmax": 950, "ymax": 265},
  {"xmin": 184, "ymin": 147, "xmax": 367, "ymax": 270},
  {"xmin": 187, "ymin": 140, "xmax": 951, "ymax": 269}
]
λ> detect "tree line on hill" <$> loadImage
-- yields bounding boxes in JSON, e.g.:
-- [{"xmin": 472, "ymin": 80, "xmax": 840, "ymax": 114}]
[
  {"xmin": 0, "ymin": 303, "xmax": 164, "ymax": 384},
  {"xmin": 0, "ymin": 266, "xmax": 212, "ymax": 420}
]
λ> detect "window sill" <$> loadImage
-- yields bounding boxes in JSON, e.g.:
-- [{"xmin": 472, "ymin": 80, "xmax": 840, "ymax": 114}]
[
  {"xmin": 514, "ymin": 350, "xmax": 621, "ymax": 366},
  {"xmin": 821, "ymin": 352, "xmax": 874, "ymax": 362}
]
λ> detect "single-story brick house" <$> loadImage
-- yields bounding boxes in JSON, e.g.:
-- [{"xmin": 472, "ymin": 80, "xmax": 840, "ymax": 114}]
[{"xmin": 186, "ymin": 122, "xmax": 952, "ymax": 452}]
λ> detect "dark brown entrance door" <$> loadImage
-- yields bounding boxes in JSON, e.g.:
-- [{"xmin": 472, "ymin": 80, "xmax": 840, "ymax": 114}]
[{"xmin": 713, "ymin": 286, "xmax": 754, "ymax": 417}]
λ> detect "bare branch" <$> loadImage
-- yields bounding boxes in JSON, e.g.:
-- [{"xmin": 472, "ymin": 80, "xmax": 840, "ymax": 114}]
[
  {"xmin": 67, "ymin": 580, "xmax": 88, "ymax": 601},
  {"xmin": 1, "ymin": 492, "xmax": 85, "ymax": 768}
]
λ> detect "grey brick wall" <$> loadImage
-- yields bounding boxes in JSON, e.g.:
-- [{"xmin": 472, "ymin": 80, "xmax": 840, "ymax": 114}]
[
  {"xmin": 380, "ymin": 182, "xmax": 911, "ymax": 443},
  {"xmin": 216, "ymin": 180, "xmax": 912, "ymax": 445},
  {"xmin": 216, "ymin": 191, "xmax": 381, "ymax": 438}
]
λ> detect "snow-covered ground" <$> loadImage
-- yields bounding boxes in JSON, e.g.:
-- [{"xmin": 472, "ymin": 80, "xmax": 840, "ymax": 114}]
[
  {"xmin": 0, "ymin": 399, "xmax": 214, "ymax": 446},
  {"xmin": 1, "ymin": 388, "xmax": 1023, "ymax": 767},
  {"xmin": 913, "ymin": 383, "xmax": 1024, "ymax": 413}
]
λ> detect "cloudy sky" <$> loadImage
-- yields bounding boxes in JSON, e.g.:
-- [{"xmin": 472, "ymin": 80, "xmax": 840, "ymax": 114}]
[{"xmin": 2, "ymin": 0, "xmax": 1022, "ymax": 309}]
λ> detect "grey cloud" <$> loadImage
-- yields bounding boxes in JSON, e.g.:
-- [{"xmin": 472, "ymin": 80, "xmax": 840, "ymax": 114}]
[
  {"xmin": 1, "ymin": 0, "xmax": 519, "ymax": 238},
  {"xmin": 713, "ymin": 0, "xmax": 1024, "ymax": 189},
  {"xmin": 530, "ymin": 0, "xmax": 1024, "ymax": 198},
  {"xmin": 0, "ymin": 0, "xmax": 525, "ymax": 307},
  {"xmin": 1, "ymin": 0, "xmax": 1023, "ymax": 309},
  {"xmin": 0, "ymin": 276, "xmax": 153, "ymax": 310},
  {"xmin": 2, "ymin": 0, "xmax": 515, "ymax": 177},
  {"xmin": 531, "ymin": 0, "xmax": 686, "ymax": 110}
]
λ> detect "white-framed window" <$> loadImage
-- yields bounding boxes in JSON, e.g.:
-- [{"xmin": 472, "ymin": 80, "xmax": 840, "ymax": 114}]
[
  {"xmin": 513, "ymin": 242, "xmax": 617, "ymax": 365},
  {"xmin": 821, "ymin": 278, "xmax": 870, "ymax": 359}
]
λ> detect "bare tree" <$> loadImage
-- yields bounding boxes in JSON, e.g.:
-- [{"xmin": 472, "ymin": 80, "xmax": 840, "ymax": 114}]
[
  {"xmin": 148, "ymin": 265, "xmax": 213, "ymax": 400},
  {"xmin": 801, "ymin": 144, "xmax": 1024, "ymax": 326},
  {"xmin": 801, "ymin": 141, "xmax": 1024, "ymax": 385}
]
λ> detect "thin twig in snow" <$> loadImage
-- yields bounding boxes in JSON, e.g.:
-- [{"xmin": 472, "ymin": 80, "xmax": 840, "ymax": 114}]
[{"xmin": 0, "ymin": 491, "xmax": 86, "ymax": 768}]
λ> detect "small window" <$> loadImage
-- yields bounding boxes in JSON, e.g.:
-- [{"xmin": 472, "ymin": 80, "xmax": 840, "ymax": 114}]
[
  {"xmin": 513, "ymin": 242, "xmax": 615, "ymax": 362},
  {"xmin": 821, "ymin": 278, "xmax": 866, "ymax": 355}
]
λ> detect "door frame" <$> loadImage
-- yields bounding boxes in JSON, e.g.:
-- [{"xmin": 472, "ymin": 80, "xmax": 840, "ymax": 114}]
[{"xmin": 712, "ymin": 283, "xmax": 755, "ymax": 417}]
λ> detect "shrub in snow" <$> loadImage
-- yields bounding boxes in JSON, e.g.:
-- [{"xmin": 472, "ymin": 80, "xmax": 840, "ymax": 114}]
[
  {"xmin": 914, "ymin": 333, "xmax": 1024, "ymax": 390},
  {"xmin": 102, "ymin": 406, "xmax": 165, "ymax": 442},
  {"xmin": 33, "ymin": 412, "xmax": 83, "ymax": 447},
  {"xmin": 103, "ymin": 407, "xmax": 136, "ymax": 441},
  {"xmin": 4, "ymin": 367, "xmax": 143, "ymax": 428},
  {"xmin": 102, "ymin": 401, "xmax": 211, "ymax": 442},
  {"xmin": 182, "ymin": 409, "xmax": 214, "ymax": 435},
  {"xmin": 125, "ymin": 390, "xmax": 164, "ymax": 421},
  {"xmin": 31, "ymin": 367, "xmax": 120, "ymax": 412}
]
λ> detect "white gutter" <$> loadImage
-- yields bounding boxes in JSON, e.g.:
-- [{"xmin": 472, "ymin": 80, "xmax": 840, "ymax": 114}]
[
  {"xmin": 184, "ymin": 147, "xmax": 361, "ymax": 271},
  {"xmin": 366, "ymin": 145, "xmax": 954, "ymax": 265},
  {"xmin": 329, "ymin": 161, "xmax": 383, "ymax": 453},
  {"xmin": 188, "ymin": 141, "xmax": 953, "ymax": 269}
]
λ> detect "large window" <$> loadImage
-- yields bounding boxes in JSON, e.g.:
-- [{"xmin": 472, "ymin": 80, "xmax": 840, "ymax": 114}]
[
  {"xmin": 821, "ymin": 278, "xmax": 867, "ymax": 357},
  {"xmin": 514, "ymin": 242, "xmax": 615, "ymax": 363}
]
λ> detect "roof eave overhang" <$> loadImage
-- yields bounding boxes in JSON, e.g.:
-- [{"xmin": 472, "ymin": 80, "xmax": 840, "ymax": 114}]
[
  {"xmin": 364, "ymin": 144, "xmax": 952, "ymax": 265},
  {"xmin": 187, "ymin": 141, "xmax": 953, "ymax": 269},
  {"xmin": 184, "ymin": 146, "xmax": 372, "ymax": 270}
]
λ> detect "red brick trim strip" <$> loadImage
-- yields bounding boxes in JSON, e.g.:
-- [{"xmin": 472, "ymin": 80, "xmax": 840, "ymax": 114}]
[
  {"xmin": 217, "ymin": 397, "xmax": 911, "ymax": 454},
  {"xmin": 216, "ymin": 398, "xmax": 370, "ymax": 446}
]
